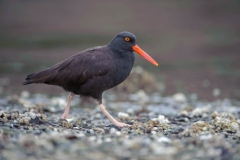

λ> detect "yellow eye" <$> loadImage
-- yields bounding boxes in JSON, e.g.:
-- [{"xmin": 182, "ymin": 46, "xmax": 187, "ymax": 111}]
[{"xmin": 125, "ymin": 37, "xmax": 130, "ymax": 42}]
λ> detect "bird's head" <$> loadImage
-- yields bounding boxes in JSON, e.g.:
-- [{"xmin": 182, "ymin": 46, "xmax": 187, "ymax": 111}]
[{"xmin": 109, "ymin": 31, "xmax": 158, "ymax": 66}]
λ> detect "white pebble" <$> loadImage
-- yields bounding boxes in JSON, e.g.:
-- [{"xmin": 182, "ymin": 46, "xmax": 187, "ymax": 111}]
[
  {"xmin": 29, "ymin": 112, "xmax": 36, "ymax": 119},
  {"xmin": 66, "ymin": 118, "xmax": 73, "ymax": 122},
  {"xmin": 230, "ymin": 122, "xmax": 239, "ymax": 132},
  {"xmin": 200, "ymin": 134, "xmax": 212, "ymax": 140},
  {"xmin": 36, "ymin": 113, "xmax": 42, "ymax": 117},
  {"xmin": 109, "ymin": 127, "xmax": 117, "ymax": 134},
  {"xmin": 157, "ymin": 136, "xmax": 171, "ymax": 143},
  {"xmin": 180, "ymin": 110, "xmax": 188, "ymax": 116},
  {"xmin": 105, "ymin": 137, "xmax": 112, "ymax": 142},
  {"xmin": 157, "ymin": 115, "xmax": 169, "ymax": 124},
  {"xmin": 115, "ymin": 131, "xmax": 122, "ymax": 136},
  {"xmin": 126, "ymin": 108, "xmax": 134, "ymax": 114},
  {"xmin": 202, "ymin": 127, "xmax": 208, "ymax": 131},
  {"xmin": 213, "ymin": 88, "xmax": 221, "ymax": 97},
  {"xmin": 95, "ymin": 113, "xmax": 101, "ymax": 119},
  {"xmin": 153, "ymin": 127, "xmax": 158, "ymax": 131},
  {"xmin": 118, "ymin": 112, "xmax": 129, "ymax": 118},
  {"xmin": 21, "ymin": 91, "xmax": 30, "ymax": 98},
  {"xmin": 88, "ymin": 136, "xmax": 96, "ymax": 142},
  {"xmin": 96, "ymin": 138, "xmax": 103, "ymax": 144},
  {"xmin": 76, "ymin": 132, "xmax": 85, "ymax": 138},
  {"xmin": 172, "ymin": 93, "xmax": 187, "ymax": 103}
]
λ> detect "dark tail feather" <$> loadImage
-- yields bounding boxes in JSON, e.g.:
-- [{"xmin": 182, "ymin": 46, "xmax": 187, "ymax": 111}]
[
  {"xmin": 22, "ymin": 73, "xmax": 36, "ymax": 85},
  {"xmin": 22, "ymin": 69, "xmax": 53, "ymax": 85}
]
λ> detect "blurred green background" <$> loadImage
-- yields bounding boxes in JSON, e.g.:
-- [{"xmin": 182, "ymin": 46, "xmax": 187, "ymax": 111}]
[{"xmin": 0, "ymin": 0, "xmax": 239, "ymax": 100}]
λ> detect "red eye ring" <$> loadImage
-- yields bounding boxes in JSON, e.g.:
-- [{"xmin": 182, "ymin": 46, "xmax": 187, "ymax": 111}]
[{"xmin": 125, "ymin": 37, "xmax": 130, "ymax": 42}]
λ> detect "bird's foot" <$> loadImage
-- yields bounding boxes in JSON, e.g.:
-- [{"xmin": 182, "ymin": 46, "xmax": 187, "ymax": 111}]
[
  {"xmin": 114, "ymin": 121, "xmax": 131, "ymax": 127},
  {"xmin": 61, "ymin": 113, "xmax": 68, "ymax": 119}
]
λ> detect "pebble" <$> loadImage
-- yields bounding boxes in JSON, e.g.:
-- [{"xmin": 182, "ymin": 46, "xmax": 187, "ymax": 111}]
[
  {"xmin": 118, "ymin": 112, "xmax": 129, "ymax": 118},
  {"xmin": 157, "ymin": 136, "xmax": 172, "ymax": 143},
  {"xmin": 29, "ymin": 112, "xmax": 36, "ymax": 119},
  {"xmin": 109, "ymin": 127, "xmax": 117, "ymax": 134},
  {"xmin": 157, "ymin": 115, "xmax": 169, "ymax": 124},
  {"xmin": 230, "ymin": 122, "xmax": 239, "ymax": 132},
  {"xmin": 172, "ymin": 93, "xmax": 187, "ymax": 103}
]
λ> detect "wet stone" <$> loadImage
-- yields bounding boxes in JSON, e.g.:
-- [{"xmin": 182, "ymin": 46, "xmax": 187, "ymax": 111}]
[
  {"xmin": 29, "ymin": 117, "xmax": 41, "ymax": 125},
  {"xmin": 58, "ymin": 119, "xmax": 73, "ymax": 129}
]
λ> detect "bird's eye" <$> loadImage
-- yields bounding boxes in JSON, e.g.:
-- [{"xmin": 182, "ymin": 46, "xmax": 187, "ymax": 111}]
[{"xmin": 125, "ymin": 37, "xmax": 130, "ymax": 42}]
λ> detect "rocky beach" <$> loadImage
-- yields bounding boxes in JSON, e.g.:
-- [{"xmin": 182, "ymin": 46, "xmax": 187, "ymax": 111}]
[{"xmin": 1, "ymin": 89, "xmax": 240, "ymax": 160}]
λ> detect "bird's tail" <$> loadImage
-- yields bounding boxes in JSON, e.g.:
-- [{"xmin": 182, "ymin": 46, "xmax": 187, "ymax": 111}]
[
  {"xmin": 22, "ymin": 70, "xmax": 51, "ymax": 85},
  {"xmin": 22, "ymin": 73, "xmax": 36, "ymax": 85}
]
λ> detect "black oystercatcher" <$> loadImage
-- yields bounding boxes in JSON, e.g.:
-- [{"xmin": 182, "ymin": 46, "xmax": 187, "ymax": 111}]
[{"xmin": 22, "ymin": 31, "xmax": 158, "ymax": 127}]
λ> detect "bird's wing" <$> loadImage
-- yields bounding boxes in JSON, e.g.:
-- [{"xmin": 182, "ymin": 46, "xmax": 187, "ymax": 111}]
[
  {"xmin": 47, "ymin": 47, "xmax": 111, "ymax": 86},
  {"xmin": 24, "ymin": 46, "xmax": 111, "ymax": 87}
]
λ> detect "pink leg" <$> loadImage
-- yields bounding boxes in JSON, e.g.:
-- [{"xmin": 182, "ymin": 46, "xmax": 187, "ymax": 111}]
[
  {"xmin": 61, "ymin": 92, "xmax": 75, "ymax": 119},
  {"xmin": 98, "ymin": 104, "xmax": 130, "ymax": 127}
]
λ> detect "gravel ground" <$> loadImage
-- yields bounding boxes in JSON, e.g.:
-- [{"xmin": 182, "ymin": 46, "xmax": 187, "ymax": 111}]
[{"xmin": 1, "ymin": 91, "xmax": 240, "ymax": 160}]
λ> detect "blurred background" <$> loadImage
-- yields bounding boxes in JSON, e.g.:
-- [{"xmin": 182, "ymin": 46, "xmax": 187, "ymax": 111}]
[{"xmin": 0, "ymin": 0, "xmax": 239, "ymax": 101}]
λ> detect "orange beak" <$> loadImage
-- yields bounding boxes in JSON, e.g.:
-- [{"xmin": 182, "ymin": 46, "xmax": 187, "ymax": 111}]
[{"xmin": 132, "ymin": 45, "xmax": 158, "ymax": 66}]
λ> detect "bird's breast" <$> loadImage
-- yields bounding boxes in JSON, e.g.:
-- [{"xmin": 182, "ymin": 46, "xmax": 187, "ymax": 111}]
[{"xmin": 108, "ymin": 51, "xmax": 135, "ymax": 87}]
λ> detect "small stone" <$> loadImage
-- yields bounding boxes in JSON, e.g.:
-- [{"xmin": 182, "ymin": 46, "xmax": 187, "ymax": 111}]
[
  {"xmin": 86, "ymin": 129, "xmax": 94, "ymax": 134},
  {"xmin": 236, "ymin": 131, "xmax": 240, "ymax": 137},
  {"xmin": 29, "ymin": 112, "xmax": 36, "ymax": 119},
  {"xmin": 115, "ymin": 131, "xmax": 122, "ymax": 136},
  {"xmin": 95, "ymin": 113, "xmax": 102, "ymax": 119},
  {"xmin": 104, "ymin": 137, "xmax": 112, "ymax": 142},
  {"xmin": 11, "ymin": 112, "xmax": 19, "ymax": 119},
  {"xmin": 12, "ymin": 123, "xmax": 20, "ymax": 128},
  {"xmin": 121, "ymin": 127, "xmax": 129, "ymax": 134},
  {"xmin": 200, "ymin": 134, "xmax": 213, "ymax": 140},
  {"xmin": 21, "ymin": 91, "xmax": 30, "ymax": 98},
  {"xmin": 93, "ymin": 127, "xmax": 105, "ymax": 134},
  {"xmin": 30, "ymin": 117, "xmax": 41, "ymax": 124},
  {"xmin": 19, "ymin": 117, "xmax": 30, "ymax": 125},
  {"xmin": 202, "ymin": 127, "xmax": 208, "ymax": 131},
  {"xmin": 230, "ymin": 122, "xmax": 239, "ymax": 132},
  {"xmin": 191, "ymin": 107, "xmax": 209, "ymax": 117},
  {"xmin": 0, "ymin": 117, "xmax": 8, "ymax": 123},
  {"xmin": 157, "ymin": 136, "xmax": 171, "ymax": 143},
  {"xmin": 191, "ymin": 121, "xmax": 211, "ymax": 133},
  {"xmin": 118, "ymin": 112, "xmax": 129, "ymax": 118},
  {"xmin": 153, "ymin": 127, "xmax": 158, "ymax": 131},
  {"xmin": 179, "ymin": 110, "xmax": 188, "ymax": 116},
  {"xmin": 157, "ymin": 115, "xmax": 169, "ymax": 124},
  {"xmin": 213, "ymin": 88, "xmax": 221, "ymax": 97},
  {"xmin": 36, "ymin": 113, "xmax": 42, "ymax": 117},
  {"xmin": 109, "ymin": 127, "xmax": 117, "ymax": 134},
  {"xmin": 41, "ymin": 114, "xmax": 48, "ymax": 121},
  {"xmin": 172, "ymin": 93, "xmax": 187, "ymax": 103},
  {"xmin": 184, "ymin": 117, "xmax": 189, "ymax": 122},
  {"xmin": 88, "ymin": 136, "xmax": 96, "ymax": 142},
  {"xmin": 5, "ymin": 114, "xmax": 10, "ymax": 118},
  {"xmin": 30, "ymin": 108, "xmax": 35, "ymax": 113},
  {"xmin": 58, "ymin": 119, "xmax": 73, "ymax": 129}
]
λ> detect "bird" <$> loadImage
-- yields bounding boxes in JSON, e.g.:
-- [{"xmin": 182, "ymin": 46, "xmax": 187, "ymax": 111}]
[{"xmin": 22, "ymin": 31, "xmax": 158, "ymax": 127}]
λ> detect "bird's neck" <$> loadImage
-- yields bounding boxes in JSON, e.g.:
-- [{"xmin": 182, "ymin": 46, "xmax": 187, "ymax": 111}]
[{"xmin": 108, "ymin": 43, "xmax": 127, "ymax": 53}]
